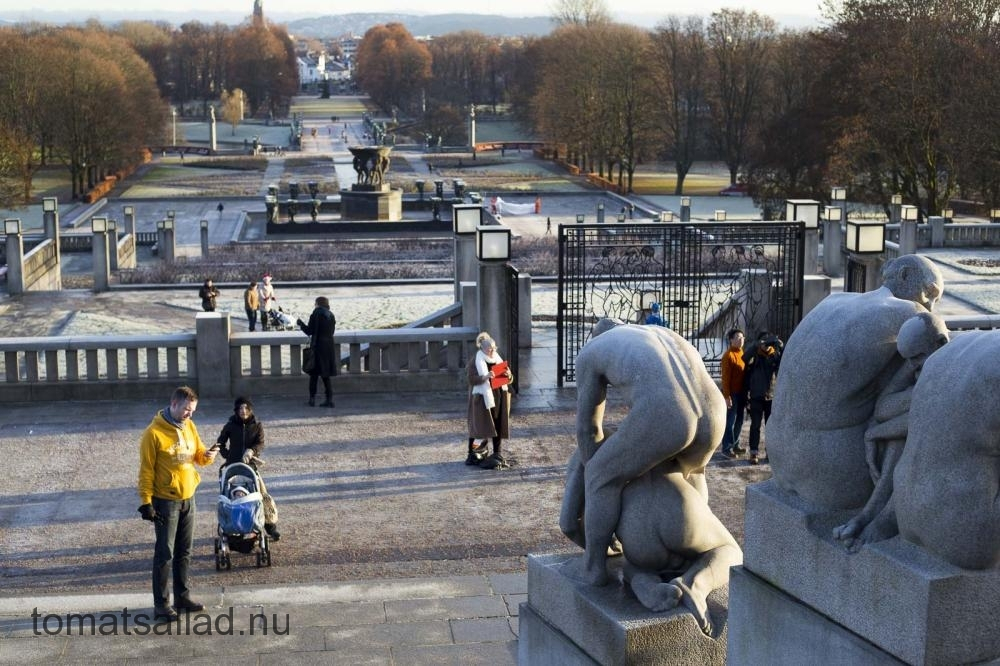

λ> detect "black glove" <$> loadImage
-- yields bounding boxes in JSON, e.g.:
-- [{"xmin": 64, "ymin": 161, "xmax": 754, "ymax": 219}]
[{"xmin": 138, "ymin": 503, "xmax": 165, "ymax": 526}]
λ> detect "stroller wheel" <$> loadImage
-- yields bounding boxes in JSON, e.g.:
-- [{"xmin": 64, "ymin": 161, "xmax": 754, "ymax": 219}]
[
  {"xmin": 255, "ymin": 550, "xmax": 263, "ymax": 568},
  {"xmin": 265, "ymin": 550, "xmax": 272, "ymax": 567},
  {"xmin": 215, "ymin": 553, "xmax": 223, "ymax": 571},
  {"xmin": 213, "ymin": 538, "xmax": 219, "ymax": 554},
  {"xmin": 224, "ymin": 554, "xmax": 232, "ymax": 571}
]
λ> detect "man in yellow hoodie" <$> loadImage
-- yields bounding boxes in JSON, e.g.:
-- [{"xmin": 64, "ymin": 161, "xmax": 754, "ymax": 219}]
[{"xmin": 138, "ymin": 386, "xmax": 216, "ymax": 621}]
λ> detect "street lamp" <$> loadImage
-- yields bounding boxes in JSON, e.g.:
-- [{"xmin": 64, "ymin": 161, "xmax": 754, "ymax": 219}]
[
  {"xmin": 660, "ymin": 211, "xmax": 674, "ymax": 223},
  {"xmin": 4, "ymin": 218, "xmax": 21, "ymax": 235},
  {"xmin": 786, "ymin": 199, "xmax": 821, "ymax": 228},
  {"xmin": 163, "ymin": 218, "xmax": 173, "ymax": 231},
  {"xmin": 990, "ymin": 208, "xmax": 1000, "ymax": 224},
  {"xmin": 476, "ymin": 225, "xmax": 511, "ymax": 261},
  {"xmin": 576, "ymin": 214, "xmax": 585, "ymax": 224},
  {"xmin": 123, "ymin": 205, "xmax": 134, "ymax": 217},
  {"xmin": 171, "ymin": 107, "xmax": 177, "ymax": 146},
  {"xmin": 42, "ymin": 198, "xmax": 58, "ymax": 213},
  {"xmin": 452, "ymin": 204, "xmax": 482, "ymax": 235},
  {"xmin": 714, "ymin": 210, "xmax": 727, "ymax": 221},
  {"xmin": 891, "ymin": 194, "xmax": 903, "ymax": 206},
  {"xmin": 901, "ymin": 205, "xmax": 919, "ymax": 222},
  {"xmin": 616, "ymin": 212, "xmax": 626, "ymax": 223},
  {"xmin": 824, "ymin": 206, "xmax": 842, "ymax": 222},
  {"xmin": 831, "ymin": 186, "xmax": 847, "ymax": 202},
  {"xmin": 845, "ymin": 220, "xmax": 885, "ymax": 254},
  {"xmin": 91, "ymin": 217, "xmax": 108, "ymax": 233},
  {"xmin": 941, "ymin": 208, "xmax": 954, "ymax": 223}
]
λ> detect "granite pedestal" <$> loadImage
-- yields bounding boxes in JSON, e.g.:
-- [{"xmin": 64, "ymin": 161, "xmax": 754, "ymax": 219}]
[
  {"xmin": 341, "ymin": 185, "xmax": 402, "ymax": 221},
  {"xmin": 518, "ymin": 552, "xmax": 728, "ymax": 665},
  {"xmin": 728, "ymin": 479, "xmax": 1000, "ymax": 665}
]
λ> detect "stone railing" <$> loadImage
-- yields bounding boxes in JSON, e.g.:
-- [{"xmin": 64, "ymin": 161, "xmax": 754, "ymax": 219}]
[
  {"xmin": 22, "ymin": 238, "xmax": 60, "ymax": 291},
  {"xmin": 0, "ymin": 310, "xmax": 476, "ymax": 403}
]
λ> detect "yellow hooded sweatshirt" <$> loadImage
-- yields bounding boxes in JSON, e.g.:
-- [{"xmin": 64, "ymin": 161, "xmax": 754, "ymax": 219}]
[{"xmin": 138, "ymin": 409, "xmax": 213, "ymax": 505}]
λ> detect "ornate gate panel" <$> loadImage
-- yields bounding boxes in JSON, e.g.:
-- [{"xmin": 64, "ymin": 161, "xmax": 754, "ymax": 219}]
[{"xmin": 557, "ymin": 222, "xmax": 804, "ymax": 385}]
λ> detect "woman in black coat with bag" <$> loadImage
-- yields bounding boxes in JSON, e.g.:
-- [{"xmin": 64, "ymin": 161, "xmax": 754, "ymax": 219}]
[{"xmin": 297, "ymin": 296, "xmax": 337, "ymax": 407}]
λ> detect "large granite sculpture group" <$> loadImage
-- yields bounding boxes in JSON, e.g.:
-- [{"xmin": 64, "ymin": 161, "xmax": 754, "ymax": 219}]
[{"xmin": 520, "ymin": 254, "xmax": 1000, "ymax": 665}]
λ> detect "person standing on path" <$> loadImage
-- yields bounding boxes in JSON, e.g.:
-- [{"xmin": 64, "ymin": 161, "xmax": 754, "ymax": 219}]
[
  {"xmin": 198, "ymin": 279, "xmax": 219, "ymax": 312},
  {"xmin": 257, "ymin": 275, "xmax": 276, "ymax": 331},
  {"xmin": 137, "ymin": 386, "xmax": 216, "ymax": 621},
  {"xmin": 297, "ymin": 296, "xmax": 337, "ymax": 407},
  {"xmin": 466, "ymin": 332, "xmax": 513, "ymax": 469},
  {"xmin": 244, "ymin": 281, "xmax": 259, "ymax": 331},
  {"xmin": 741, "ymin": 331, "xmax": 783, "ymax": 464},
  {"xmin": 720, "ymin": 328, "xmax": 747, "ymax": 459}
]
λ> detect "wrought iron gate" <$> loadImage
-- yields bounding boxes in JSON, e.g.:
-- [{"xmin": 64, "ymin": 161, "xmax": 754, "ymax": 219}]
[{"xmin": 557, "ymin": 222, "xmax": 804, "ymax": 385}]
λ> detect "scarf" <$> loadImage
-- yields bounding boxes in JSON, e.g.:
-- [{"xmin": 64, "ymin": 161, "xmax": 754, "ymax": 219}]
[{"xmin": 472, "ymin": 348, "xmax": 504, "ymax": 409}]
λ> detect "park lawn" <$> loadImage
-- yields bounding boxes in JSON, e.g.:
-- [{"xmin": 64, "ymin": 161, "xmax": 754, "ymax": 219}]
[{"xmin": 630, "ymin": 172, "xmax": 730, "ymax": 195}]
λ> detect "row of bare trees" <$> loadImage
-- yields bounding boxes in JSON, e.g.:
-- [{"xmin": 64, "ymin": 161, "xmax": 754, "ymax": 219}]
[
  {"xmin": 355, "ymin": 0, "xmax": 1000, "ymax": 214},
  {"xmin": 0, "ymin": 18, "xmax": 298, "ymax": 207}
]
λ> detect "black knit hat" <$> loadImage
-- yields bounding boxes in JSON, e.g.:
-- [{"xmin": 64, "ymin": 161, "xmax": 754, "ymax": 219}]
[{"xmin": 234, "ymin": 396, "xmax": 254, "ymax": 413}]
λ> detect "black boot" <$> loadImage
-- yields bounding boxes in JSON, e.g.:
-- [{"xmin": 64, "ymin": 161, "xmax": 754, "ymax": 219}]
[{"xmin": 308, "ymin": 396, "xmax": 316, "ymax": 406}]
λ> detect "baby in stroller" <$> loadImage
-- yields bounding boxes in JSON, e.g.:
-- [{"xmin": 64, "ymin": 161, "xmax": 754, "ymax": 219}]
[
  {"xmin": 215, "ymin": 463, "xmax": 271, "ymax": 568},
  {"xmin": 268, "ymin": 307, "xmax": 296, "ymax": 331}
]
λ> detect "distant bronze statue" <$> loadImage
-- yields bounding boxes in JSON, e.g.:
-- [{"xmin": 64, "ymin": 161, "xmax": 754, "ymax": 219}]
[{"xmin": 349, "ymin": 146, "xmax": 392, "ymax": 187}]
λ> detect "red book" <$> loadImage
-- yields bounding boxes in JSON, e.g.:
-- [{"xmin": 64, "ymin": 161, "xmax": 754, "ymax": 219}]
[{"xmin": 490, "ymin": 361, "xmax": 510, "ymax": 389}]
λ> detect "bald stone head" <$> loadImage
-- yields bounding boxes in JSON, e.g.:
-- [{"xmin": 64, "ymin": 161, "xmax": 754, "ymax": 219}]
[{"xmin": 881, "ymin": 255, "xmax": 944, "ymax": 312}]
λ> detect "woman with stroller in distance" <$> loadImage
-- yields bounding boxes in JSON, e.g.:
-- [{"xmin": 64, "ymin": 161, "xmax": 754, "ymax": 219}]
[
  {"xmin": 216, "ymin": 396, "xmax": 280, "ymax": 541},
  {"xmin": 466, "ymin": 332, "xmax": 513, "ymax": 470},
  {"xmin": 297, "ymin": 296, "xmax": 337, "ymax": 408},
  {"xmin": 199, "ymin": 279, "xmax": 219, "ymax": 312}
]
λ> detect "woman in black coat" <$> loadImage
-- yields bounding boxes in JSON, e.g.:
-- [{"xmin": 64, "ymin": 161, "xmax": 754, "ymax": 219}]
[{"xmin": 297, "ymin": 296, "xmax": 337, "ymax": 407}]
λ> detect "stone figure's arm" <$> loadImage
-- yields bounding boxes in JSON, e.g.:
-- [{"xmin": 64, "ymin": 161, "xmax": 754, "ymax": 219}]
[
  {"xmin": 575, "ymin": 372, "xmax": 607, "ymax": 464},
  {"xmin": 559, "ymin": 449, "xmax": 586, "ymax": 548}
]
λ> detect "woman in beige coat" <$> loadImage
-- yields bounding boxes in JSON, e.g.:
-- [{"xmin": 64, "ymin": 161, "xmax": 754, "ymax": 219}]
[{"xmin": 466, "ymin": 332, "xmax": 513, "ymax": 469}]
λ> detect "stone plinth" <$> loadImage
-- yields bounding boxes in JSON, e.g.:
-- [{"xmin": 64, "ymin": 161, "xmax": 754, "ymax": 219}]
[
  {"xmin": 341, "ymin": 185, "xmax": 402, "ymax": 221},
  {"xmin": 518, "ymin": 552, "xmax": 729, "ymax": 665},
  {"xmin": 729, "ymin": 479, "xmax": 1000, "ymax": 665}
]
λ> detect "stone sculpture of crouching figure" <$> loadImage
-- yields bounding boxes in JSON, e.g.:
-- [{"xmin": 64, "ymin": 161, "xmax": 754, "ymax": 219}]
[{"xmin": 560, "ymin": 319, "xmax": 742, "ymax": 634}]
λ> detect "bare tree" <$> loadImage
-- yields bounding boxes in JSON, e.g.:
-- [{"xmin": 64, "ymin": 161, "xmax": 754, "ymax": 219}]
[
  {"xmin": 705, "ymin": 9, "xmax": 776, "ymax": 185},
  {"xmin": 650, "ymin": 16, "xmax": 707, "ymax": 195},
  {"xmin": 550, "ymin": 0, "xmax": 611, "ymax": 26}
]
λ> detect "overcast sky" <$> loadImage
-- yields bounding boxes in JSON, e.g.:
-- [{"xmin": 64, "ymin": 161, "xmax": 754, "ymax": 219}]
[{"xmin": 2, "ymin": 0, "xmax": 826, "ymax": 24}]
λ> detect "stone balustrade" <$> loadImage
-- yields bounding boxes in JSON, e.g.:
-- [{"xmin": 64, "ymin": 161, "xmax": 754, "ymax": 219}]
[{"xmin": 0, "ymin": 315, "xmax": 476, "ymax": 403}]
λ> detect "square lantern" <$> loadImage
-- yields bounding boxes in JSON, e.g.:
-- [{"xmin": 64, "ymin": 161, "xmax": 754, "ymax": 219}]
[
  {"xmin": 786, "ymin": 199, "xmax": 821, "ymax": 228},
  {"xmin": 831, "ymin": 186, "xmax": 847, "ymax": 202},
  {"xmin": 123, "ymin": 204, "xmax": 134, "ymax": 217},
  {"xmin": 91, "ymin": 217, "xmax": 108, "ymax": 233},
  {"xmin": 167, "ymin": 210, "xmax": 176, "ymax": 220},
  {"xmin": 660, "ymin": 211, "xmax": 675, "ymax": 223},
  {"xmin": 901, "ymin": 205, "xmax": 919, "ymax": 222},
  {"xmin": 576, "ymin": 214, "xmax": 585, "ymax": 224},
  {"xmin": 824, "ymin": 206, "xmax": 843, "ymax": 222},
  {"xmin": 156, "ymin": 220, "xmax": 165, "ymax": 230},
  {"xmin": 4, "ymin": 218, "xmax": 21, "ymax": 235},
  {"xmin": 476, "ymin": 225, "xmax": 511, "ymax": 262},
  {"xmin": 891, "ymin": 194, "xmax": 903, "ymax": 206},
  {"xmin": 616, "ymin": 212, "xmax": 626, "ymax": 223},
  {"xmin": 941, "ymin": 208, "xmax": 954, "ymax": 221},
  {"xmin": 714, "ymin": 210, "xmax": 727, "ymax": 221},
  {"xmin": 680, "ymin": 196, "xmax": 691, "ymax": 208},
  {"xmin": 452, "ymin": 204, "xmax": 483, "ymax": 235},
  {"xmin": 990, "ymin": 208, "xmax": 1000, "ymax": 223},
  {"xmin": 845, "ymin": 220, "xmax": 885, "ymax": 254},
  {"xmin": 42, "ymin": 197, "xmax": 58, "ymax": 213},
  {"xmin": 163, "ymin": 218, "xmax": 174, "ymax": 230},
  {"xmin": 200, "ymin": 219, "xmax": 209, "ymax": 229}
]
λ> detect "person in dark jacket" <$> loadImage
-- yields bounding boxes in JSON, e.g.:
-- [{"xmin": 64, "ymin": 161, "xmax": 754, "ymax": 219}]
[
  {"xmin": 297, "ymin": 296, "xmax": 337, "ymax": 407},
  {"xmin": 216, "ymin": 396, "xmax": 280, "ymax": 540},
  {"xmin": 741, "ymin": 331, "xmax": 783, "ymax": 465},
  {"xmin": 198, "ymin": 279, "xmax": 219, "ymax": 312}
]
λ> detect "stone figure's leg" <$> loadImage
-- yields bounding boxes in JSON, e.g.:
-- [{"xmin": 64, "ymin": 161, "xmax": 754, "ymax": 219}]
[
  {"xmin": 666, "ymin": 542, "xmax": 742, "ymax": 635},
  {"xmin": 834, "ymin": 438, "xmax": 905, "ymax": 548},
  {"xmin": 628, "ymin": 570, "xmax": 682, "ymax": 613}
]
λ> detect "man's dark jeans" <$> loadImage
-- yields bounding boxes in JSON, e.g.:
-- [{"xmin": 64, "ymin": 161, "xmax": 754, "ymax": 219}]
[
  {"xmin": 748, "ymin": 397, "xmax": 773, "ymax": 454},
  {"xmin": 151, "ymin": 496, "xmax": 196, "ymax": 608}
]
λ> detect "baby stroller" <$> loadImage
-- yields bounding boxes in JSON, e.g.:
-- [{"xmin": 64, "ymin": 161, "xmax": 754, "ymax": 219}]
[
  {"xmin": 267, "ymin": 307, "xmax": 296, "ymax": 331},
  {"xmin": 215, "ymin": 462, "xmax": 272, "ymax": 569}
]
